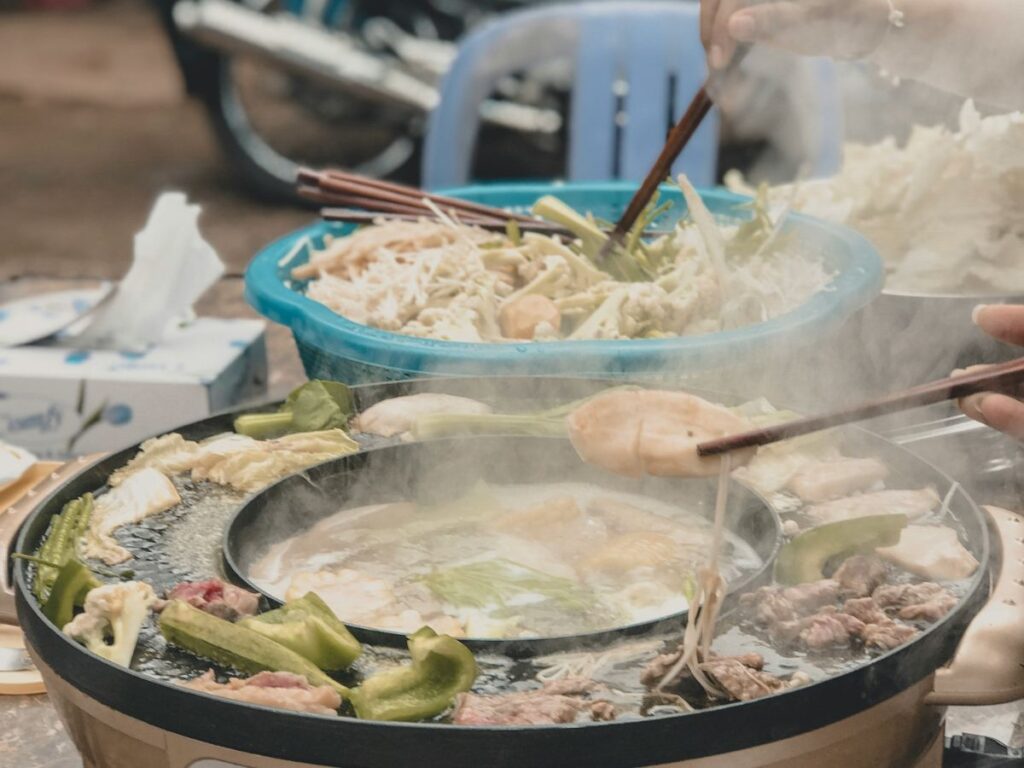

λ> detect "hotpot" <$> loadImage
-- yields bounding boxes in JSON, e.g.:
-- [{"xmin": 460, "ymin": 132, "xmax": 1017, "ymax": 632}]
[{"xmin": 1, "ymin": 377, "xmax": 1022, "ymax": 768}]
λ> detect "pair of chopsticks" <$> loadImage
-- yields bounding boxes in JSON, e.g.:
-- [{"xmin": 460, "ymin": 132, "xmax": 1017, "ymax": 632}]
[
  {"xmin": 697, "ymin": 357, "xmax": 1024, "ymax": 456},
  {"xmin": 299, "ymin": 168, "xmax": 672, "ymax": 238}
]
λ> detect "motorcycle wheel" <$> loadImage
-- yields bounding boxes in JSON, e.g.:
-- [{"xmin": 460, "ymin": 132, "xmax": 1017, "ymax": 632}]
[
  {"xmin": 198, "ymin": 54, "xmax": 421, "ymax": 204},
  {"xmin": 192, "ymin": 0, "xmax": 437, "ymax": 205}
]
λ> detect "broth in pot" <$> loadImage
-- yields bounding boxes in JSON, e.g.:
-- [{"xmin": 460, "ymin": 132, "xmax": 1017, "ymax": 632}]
[{"xmin": 249, "ymin": 482, "xmax": 763, "ymax": 640}]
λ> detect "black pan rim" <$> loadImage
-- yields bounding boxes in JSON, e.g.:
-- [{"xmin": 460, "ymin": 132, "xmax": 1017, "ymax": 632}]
[
  {"xmin": 11, "ymin": 378, "xmax": 992, "ymax": 767},
  {"xmin": 220, "ymin": 435, "xmax": 783, "ymax": 657}
]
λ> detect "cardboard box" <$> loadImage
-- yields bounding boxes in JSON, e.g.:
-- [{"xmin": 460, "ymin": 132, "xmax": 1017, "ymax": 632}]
[{"xmin": 0, "ymin": 318, "xmax": 267, "ymax": 458}]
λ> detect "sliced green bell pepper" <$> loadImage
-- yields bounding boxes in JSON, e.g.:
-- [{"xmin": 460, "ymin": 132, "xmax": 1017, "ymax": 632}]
[
  {"xmin": 775, "ymin": 514, "xmax": 908, "ymax": 585},
  {"xmin": 43, "ymin": 558, "xmax": 101, "ymax": 629},
  {"xmin": 239, "ymin": 592, "xmax": 362, "ymax": 671},
  {"xmin": 160, "ymin": 599, "xmax": 349, "ymax": 698},
  {"xmin": 350, "ymin": 627, "xmax": 477, "ymax": 722}
]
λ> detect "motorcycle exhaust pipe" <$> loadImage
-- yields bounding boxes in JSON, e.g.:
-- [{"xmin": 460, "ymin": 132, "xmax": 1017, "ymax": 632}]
[{"xmin": 173, "ymin": 0, "xmax": 438, "ymax": 112}]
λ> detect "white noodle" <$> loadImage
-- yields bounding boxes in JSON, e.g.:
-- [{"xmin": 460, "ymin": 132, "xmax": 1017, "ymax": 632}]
[
  {"xmin": 937, "ymin": 480, "xmax": 960, "ymax": 522},
  {"xmin": 656, "ymin": 455, "xmax": 731, "ymax": 697}
]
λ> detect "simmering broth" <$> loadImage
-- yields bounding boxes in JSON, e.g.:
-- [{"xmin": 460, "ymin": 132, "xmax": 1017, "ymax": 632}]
[{"xmin": 250, "ymin": 482, "xmax": 762, "ymax": 639}]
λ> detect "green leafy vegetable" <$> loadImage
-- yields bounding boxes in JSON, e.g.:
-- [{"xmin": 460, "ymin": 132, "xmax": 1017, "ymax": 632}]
[
  {"xmin": 234, "ymin": 380, "xmax": 355, "ymax": 439},
  {"xmin": 532, "ymin": 195, "xmax": 672, "ymax": 283},
  {"xmin": 422, "ymin": 559, "xmax": 597, "ymax": 613}
]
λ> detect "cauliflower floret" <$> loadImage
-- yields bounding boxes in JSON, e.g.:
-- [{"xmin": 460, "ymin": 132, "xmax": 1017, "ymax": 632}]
[{"xmin": 63, "ymin": 581, "xmax": 158, "ymax": 667}]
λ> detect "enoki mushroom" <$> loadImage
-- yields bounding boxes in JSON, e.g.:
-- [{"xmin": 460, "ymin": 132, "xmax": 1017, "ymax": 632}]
[{"xmin": 656, "ymin": 455, "xmax": 731, "ymax": 698}]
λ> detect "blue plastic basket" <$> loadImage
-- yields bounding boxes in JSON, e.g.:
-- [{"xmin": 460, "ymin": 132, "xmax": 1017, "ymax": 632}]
[{"xmin": 245, "ymin": 182, "xmax": 883, "ymax": 384}]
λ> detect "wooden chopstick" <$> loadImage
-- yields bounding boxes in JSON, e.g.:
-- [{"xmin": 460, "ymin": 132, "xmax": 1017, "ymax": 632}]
[
  {"xmin": 697, "ymin": 356, "xmax": 1024, "ymax": 456},
  {"xmin": 599, "ymin": 46, "xmax": 751, "ymax": 262},
  {"xmin": 300, "ymin": 167, "xmax": 675, "ymax": 239},
  {"xmin": 319, "ymin": 208, "xmax": 676, "ymax": 239},
  {"xmin": 603, "ymin": 87, "xmax": 713, "ymax": 253},
  {"xmin": 299, "ymin": 168, "xmax": 536, "ymax": 224}
]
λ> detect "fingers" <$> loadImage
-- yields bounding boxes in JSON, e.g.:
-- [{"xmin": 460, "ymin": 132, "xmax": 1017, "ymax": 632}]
[
  {"xmin": 960, "ymin": 393, "xmax": 1024, "ymax": 440},
  {"xmin": 973, "ymin": 304, "xmax": 1024, "ymax": 347},
  {"xmin": 708, "ymin": 0, "xmax": 747, "ymax": 69},
  {"xmin": 700, "ymin": 0, "xmax": 722, "ymax": 51},
  {"xmin": 726, "ymin": 3, "xmax": 820, "ymax": 54}
]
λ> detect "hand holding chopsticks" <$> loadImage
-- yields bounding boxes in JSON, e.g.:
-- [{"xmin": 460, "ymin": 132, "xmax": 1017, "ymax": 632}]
[{"xmin": 697, "ymin": 356, "xmax": 1024, "ymax": 456}]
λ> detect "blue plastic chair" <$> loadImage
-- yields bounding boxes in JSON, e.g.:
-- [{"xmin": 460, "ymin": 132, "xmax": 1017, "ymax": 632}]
[{"xmin": 423, "ymin": 1, "xmax": 843, "ymax": 189}]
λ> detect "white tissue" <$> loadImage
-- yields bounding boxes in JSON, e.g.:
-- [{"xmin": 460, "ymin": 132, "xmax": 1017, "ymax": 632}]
[{"xmin": 71, "ymin": 193, "xmax": 224, "ymax": 351}]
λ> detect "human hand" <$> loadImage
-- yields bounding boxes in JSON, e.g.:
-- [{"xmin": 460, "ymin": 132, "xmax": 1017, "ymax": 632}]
[
  {"xmin": 700, "ymin": 0, "xmax": 895, "ymax": 70},
  {"xmin": 958, "ymin": 304, "xmax": 1024, "ymax": 440}
]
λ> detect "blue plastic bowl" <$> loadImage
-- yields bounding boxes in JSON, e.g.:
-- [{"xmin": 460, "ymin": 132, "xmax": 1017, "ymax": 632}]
[{"xmin": 245, "ymin": 182, "xmax": 883, "ymax": 383}]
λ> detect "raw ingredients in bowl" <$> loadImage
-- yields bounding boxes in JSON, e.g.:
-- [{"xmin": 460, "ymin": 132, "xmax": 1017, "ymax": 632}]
[
  {"xmin": 294, "ymin": 177, "xmax": 832, "ymax": 342},
  {"xmin": 728, "ymin": 101, "xmax": 1024, "ymax": 294},
  {"xmin": 249, "ymin": 482, "xmax": 763, "ymax": 640}
]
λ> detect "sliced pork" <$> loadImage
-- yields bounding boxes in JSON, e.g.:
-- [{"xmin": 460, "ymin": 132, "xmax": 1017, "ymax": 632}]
[
  {"xmin": 787, "ymin": 458, "xmax": 889, "ymax": 502},
  {"xmin": 804, "ymin": 488, "xmax": 940, "ymax": 525},
  {"xmin": 834, "ymin": 556, "xmax": 888, "ymax": 598},
  {"xmin": 184, "ymin": 670, "xmax": 341, "ymax": 715},
  {"xmin": 165, "ymin": 579, "xmax": 260, "ymax": 622},
  {"xmin": 873, "ymin": 582, "xmax": 958, "ymax": 622},
  {"xmin": 452, "ymin": 678, "xmax": 614, "ymax": 726},
  {"xmin": 876, "ymin": 525, "xmax": 979, "ymax": 581}
]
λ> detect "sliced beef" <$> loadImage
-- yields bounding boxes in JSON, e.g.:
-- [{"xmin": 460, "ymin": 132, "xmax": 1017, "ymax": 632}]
[
  {"xmin": 452, "ymin": 678, "xmax": 612, "ymax": 726},
  {"xmin": 873, "ymin": 582, "xmax": 957, "ymax": 621},
  {"xmin": 640, "ymin": 650, "xmax": 683, "ymax": 688},
  {"xmin": 741, "ymin": 589, "xmax": 798, "ymax": 624},
  {"xmin": 784, "ymin": 580, "xmax": 842, "ymax": 612},
  {"xmin": 833, "ymin": 556, "xmax": 888, "ymax": 598},
  {"xmin": 166, "ymin": 579, "xmax": 260, "ymax": 621},
  {"xmin": 860, "ymin": 620, "xmax": 919, "ymax": 650},
  {"xmin": 740, "ymin": 580, "xmax": 840, "ymax": 626},
  {"xmin": 700, "ymin": 657, "xmax": 807, "ymax": 702},
  {"xmin": 791, "ymin": 608, "xmax": 866, "ymax": 650},
  {"xmin": 897, "ymin": 594, "xmax": 958, "ymax": 622},
  {"xmin": 843, "ymin": 597, "xmax": 888, "ymax": 625},
  {"xmin": 183, "ymin": 670, "xmax": 341, "ymax": 715}
]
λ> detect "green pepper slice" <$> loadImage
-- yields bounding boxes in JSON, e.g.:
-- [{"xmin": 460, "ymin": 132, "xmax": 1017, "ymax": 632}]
[
  {"xmin": 239, "ymin": 592, "xmax": 362, "ymax": 671},
  {"xmin": 43, "ymin": 558, "xmax": 101, "ymax": 629},
  {"xmin": 775, "ymin": 514, "xmax": 908, "ymax": 585},
  {"xmin": 350, "ymin": 627, "xmax": 477, "ymax": 722},
  {"xmin": 160, "ymin": 600, "xmax": 349, "ymax": 698}
]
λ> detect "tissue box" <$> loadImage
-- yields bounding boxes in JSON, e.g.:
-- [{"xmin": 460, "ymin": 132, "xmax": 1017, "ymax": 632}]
[{"xmin": 0, "ymin": 318, "xmax": 267, "ymax": 458}]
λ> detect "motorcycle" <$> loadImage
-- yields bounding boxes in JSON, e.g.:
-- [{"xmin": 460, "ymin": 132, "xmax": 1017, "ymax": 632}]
[{"xmin": 153, "ymin": 0, "xmax": 565, "ymax": 203}]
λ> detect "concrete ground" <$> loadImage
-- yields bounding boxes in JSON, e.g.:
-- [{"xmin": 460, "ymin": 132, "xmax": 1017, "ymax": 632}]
[{"xmin": 1, "ymin": 0, "xmax": 312, "ymax": 393}]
